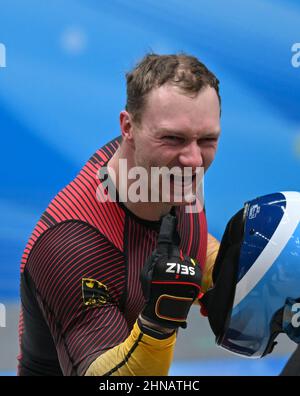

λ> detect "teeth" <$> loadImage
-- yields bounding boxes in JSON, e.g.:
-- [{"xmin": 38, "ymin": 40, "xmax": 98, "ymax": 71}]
[{"xmin": 173, "ymin": 176, "xmax": 194, "ymax": 185}]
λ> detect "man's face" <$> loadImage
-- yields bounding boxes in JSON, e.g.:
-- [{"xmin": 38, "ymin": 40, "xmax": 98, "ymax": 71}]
[{"xmin": 131, "ymin": 84, "xmax": 221, "ymax": 205}]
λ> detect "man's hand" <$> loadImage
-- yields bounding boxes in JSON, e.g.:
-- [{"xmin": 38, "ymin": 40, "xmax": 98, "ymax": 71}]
[{"xmin": 140, "ymin": 213, "xmax": 202, "ymax": 329}]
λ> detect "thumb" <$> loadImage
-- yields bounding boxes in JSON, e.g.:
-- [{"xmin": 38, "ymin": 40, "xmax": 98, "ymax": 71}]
[{"xmin": 157, "ymin": 213, "xmax": 178, "ymax": 256}]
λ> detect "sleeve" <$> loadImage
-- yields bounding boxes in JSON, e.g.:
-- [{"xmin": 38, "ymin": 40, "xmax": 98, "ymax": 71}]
[
  {"xmin": 24, "ymin": 221, "xmax": 129, "ymax": 376},
  {"xmin": 85, "ymin": 320, "xmax": 176, "ymax": 376},
  {"xmin": 201, "ymin": 233, "xmax": 220, "ymax": 292}
]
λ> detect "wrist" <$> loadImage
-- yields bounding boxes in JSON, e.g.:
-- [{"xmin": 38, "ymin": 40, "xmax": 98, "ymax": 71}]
[{"xmin": 138, "ymin": 314, "xmax": 175, "ymax": 336}]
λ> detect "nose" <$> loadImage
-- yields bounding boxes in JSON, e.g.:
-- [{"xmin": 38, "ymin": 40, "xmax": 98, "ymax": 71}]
[{"xmin": 178, "ymin": 141, "xmax": 203, "ymax": 171}]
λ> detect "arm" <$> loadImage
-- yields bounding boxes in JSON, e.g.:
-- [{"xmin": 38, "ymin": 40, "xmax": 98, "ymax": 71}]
[
  {"xmin": 21, "ymin": 221, "xmax": 130, "ymax": 376},
  {"xmin": 85, "ymin": 317, "xmax": 176, "ymax": 376},
  {"xmin": 23, "ymin": 218, "xmax": 198, "ymax": 376},
  {"xmin": 86, "ymin": 213, "xmax": 201, "ymax": 376},
  {"xmin": 201, "ymin": 233, "xmax": 220, "ymax": 292}
]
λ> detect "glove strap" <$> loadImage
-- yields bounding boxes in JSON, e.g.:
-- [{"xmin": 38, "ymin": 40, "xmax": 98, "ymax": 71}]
[
  {"xmin": 137, "ymin": 317, "xmax": 175, "ymax": 339},
  {"xmin": 155, "ymin": 294, "xmax": 194, "ymax": 325}
]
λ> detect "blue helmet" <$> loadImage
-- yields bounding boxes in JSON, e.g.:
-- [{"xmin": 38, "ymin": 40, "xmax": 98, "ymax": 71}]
[{"xmin": 202, "ymin": 191, "xmax": 300, "ymax": 358}]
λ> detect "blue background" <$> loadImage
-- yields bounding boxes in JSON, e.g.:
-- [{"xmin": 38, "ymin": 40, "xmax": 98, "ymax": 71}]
[{"xmin": 0, "ymin": 0, "xmax": 299, "ymax": 375}]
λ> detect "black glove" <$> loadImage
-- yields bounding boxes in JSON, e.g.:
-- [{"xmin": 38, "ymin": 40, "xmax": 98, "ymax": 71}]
[{"xmin": 140, "ymin": 213, "xmax": 202, "ymax": 329}]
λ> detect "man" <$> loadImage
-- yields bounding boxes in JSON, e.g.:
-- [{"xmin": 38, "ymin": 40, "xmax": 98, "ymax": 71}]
[{"xmin": 18, "ymin": 53, "xmax": 221, "ymax": 376}]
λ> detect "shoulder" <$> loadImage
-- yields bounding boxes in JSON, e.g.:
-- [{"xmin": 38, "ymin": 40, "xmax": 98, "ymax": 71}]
[{"xmin": 24, "ymin": 220, "xmax": 126, "ymax": 311}]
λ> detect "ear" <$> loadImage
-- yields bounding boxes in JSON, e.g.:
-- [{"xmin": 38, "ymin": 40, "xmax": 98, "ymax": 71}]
[{"xmin": 120, "ymin": 111, "xmax": 135, "ymax": 148}]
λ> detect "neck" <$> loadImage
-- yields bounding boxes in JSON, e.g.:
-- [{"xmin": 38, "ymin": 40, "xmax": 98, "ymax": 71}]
[{"xmin": 107, "ymin": 147, "xmax": 172, "ymax": 221}]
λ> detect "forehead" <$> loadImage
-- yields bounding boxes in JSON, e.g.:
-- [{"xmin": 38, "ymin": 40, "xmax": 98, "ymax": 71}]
[{"xmin": 141, "ymin": 84, "xmax": 220, "ymax": 133}]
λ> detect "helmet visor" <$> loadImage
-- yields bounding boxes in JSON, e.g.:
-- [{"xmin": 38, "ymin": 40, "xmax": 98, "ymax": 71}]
[{"xmin": 218, "ymin": 192, "xmax": 300, "ymax": 357}]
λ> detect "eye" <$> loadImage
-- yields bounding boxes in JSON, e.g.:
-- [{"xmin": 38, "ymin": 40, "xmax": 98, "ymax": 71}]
[
  {"xmin": 199, "ymin": 137, "xmax": 218, "ymax": 145},
  {"xmin": 163, "ymin": 136, "xmax": 184, "ymax": 143}
]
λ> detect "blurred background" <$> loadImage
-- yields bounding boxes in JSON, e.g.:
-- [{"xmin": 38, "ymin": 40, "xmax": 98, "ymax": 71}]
[{"xmin": 0, "ymin": 0, "xmax": 299, "ymax": 376}]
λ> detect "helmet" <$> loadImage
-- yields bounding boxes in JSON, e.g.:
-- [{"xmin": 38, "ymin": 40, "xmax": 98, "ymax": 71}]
[{"xmin": 202, "ymin": 191, "xmax": 300, "ymax": 358}]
